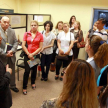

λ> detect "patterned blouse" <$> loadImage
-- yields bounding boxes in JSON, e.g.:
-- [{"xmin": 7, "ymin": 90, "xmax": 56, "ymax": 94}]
[
  {"xmin": 40, "ymin": 98, "xmax": 57, "ymax": 108},
  {"xmin": 40, "ymin": 98, "xmax": 69, "ymax": 108}
]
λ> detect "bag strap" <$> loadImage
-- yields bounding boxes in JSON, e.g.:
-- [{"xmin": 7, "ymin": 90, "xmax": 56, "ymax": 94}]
[
  {"xmin": 42, "ymin": 30, "xmax": 44, "ymax": 34},
  {"xmin": 70, "ymin": 32, "xmax": 71, "ymax": 45}
]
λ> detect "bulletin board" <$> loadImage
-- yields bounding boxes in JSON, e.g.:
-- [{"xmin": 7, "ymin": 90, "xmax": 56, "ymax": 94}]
[{"xmin": 0, "ymin": 13, "xmax": 27, "ymax": 30}]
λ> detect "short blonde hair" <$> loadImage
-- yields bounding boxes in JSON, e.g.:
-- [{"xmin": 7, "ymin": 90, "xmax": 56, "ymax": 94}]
[
  {"xmin": 30, "ymin": 20, "xmax": 38, "ymax": 26},
  {"xmin": 63, "ymin": 22, "xmax": 70, "ymax": 27}
]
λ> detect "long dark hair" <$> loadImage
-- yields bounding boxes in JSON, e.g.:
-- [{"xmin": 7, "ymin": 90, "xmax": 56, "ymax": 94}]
[{"xmin": 69, "ymin": 15, "xmax": 76, "ymax": 28}]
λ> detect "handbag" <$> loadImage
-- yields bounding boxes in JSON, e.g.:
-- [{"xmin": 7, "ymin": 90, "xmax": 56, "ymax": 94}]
[
  {"xmin": 77, "ymin": 30, "xmax": 85, "ymax": 48},
  {"xmin": 57, "ymin": 52, "xmax": 69, "ymax": 60},
  {"xmin": 53, "ymin": 39, "xmax": 57, "ymax": 51},
  {"xmin": 53, "ymin": 33, "xmax": 59, "ymax": 51},
  {"xmin": 57, "ymin": 33, "xmax": 71, "ymax": 60}
]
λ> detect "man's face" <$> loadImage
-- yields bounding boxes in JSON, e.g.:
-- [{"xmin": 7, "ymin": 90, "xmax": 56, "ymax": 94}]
[
  {"xmin": 96, "ymin": 21, "xmax": 104, "ymax": 30},
  {"xmin": 1, "ymin": 17, "xmax": 9, "ymax": 31}
]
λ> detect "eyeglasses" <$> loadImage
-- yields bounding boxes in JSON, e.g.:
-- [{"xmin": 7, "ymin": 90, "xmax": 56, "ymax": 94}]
[{"xmin": 61, "ymin": 68, "xmax": 66, "ymax": 74}]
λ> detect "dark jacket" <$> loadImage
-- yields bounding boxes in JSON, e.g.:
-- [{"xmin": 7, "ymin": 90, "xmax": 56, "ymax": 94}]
[{"xmin": 0, "ymin": 60, "xmax": 12, "ymax": 108}]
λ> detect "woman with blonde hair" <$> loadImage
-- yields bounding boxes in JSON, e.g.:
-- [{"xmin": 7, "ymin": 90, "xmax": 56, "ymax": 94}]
[
  {"xmin": 55, "ymin": 22, "xmax": 74, "ymax": 81},
  {"xmin": 53, "ymin": 21, "xmax": 63, "ymax": 36},
  {"xmin": 70, "ymin": 21, "xmax": 83, "ymax": 59},
  {"xmin": 86, "ymin": 35, "xmax": 108, "ymax": 81},
  {"xmin": 40, "ymin": 59, "xmax": 98, "ymax": 108},
  {"xmin": 22, "ymin": 20, "xmax": 43, "ymax": 95}
]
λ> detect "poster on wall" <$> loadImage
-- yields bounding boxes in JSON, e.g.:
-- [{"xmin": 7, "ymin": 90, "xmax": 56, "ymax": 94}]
[
  {"xmin": 11, "ymin": 16, "xmax": 21, "ymax": 24},
  {"xmin": 34, "ymin": 16, "xmax": 43, "ymax": 22}
]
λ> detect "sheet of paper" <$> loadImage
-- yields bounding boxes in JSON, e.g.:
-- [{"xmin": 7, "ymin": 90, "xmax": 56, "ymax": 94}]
[
  {"xmin": 34, "ymin": 16, "xmax": 43, "ymax": 22},
  {"xmin": 11, "ymin": 16, "xmax": 21, "ymax": 24}
]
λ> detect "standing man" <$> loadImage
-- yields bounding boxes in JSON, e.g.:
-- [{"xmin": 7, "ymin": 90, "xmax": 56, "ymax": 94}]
[
  {"xmin": 0, "ymin": 16, "xmax": 19, "ymax": 92},
  {"xmin": 93, "ymin": 18, "xmax": 108, "ymax": 41}
]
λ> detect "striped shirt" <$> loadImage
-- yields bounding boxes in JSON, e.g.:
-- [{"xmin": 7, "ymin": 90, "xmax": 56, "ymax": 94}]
[{"xmin": 93, "ymin": 29, "xmax": 108, "ymax": 41}]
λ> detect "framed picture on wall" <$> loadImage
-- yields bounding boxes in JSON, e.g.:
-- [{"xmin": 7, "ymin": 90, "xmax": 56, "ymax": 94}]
[{"xmin": 91, "ymin": 7, "xmax": 108, "ymax": 30}]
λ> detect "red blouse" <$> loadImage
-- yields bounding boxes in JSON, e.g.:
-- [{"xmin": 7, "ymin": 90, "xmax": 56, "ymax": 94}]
[{"xmin": 23, "ymin": 31, "xmax": 43, "ymax": 53}]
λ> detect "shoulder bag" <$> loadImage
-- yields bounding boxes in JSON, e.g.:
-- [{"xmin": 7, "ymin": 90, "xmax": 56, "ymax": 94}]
[{"xmin": 77, "ymin": 30, "xmax": 85, "ymax": 48}]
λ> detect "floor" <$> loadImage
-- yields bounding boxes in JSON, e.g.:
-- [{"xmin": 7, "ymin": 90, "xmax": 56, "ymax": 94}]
[{"xmin": 11, "ymin": 68, "xmax": 63, "ymax": 108}]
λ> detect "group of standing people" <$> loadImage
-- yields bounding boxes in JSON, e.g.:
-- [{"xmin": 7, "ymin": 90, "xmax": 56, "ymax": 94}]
[
  {"xmin": 21, "ymin": 15, "xmax": 85, "ymax": 95},
  {"xmin": 40, "ymin": 17, "xmax": 108, "ymax": 108}
]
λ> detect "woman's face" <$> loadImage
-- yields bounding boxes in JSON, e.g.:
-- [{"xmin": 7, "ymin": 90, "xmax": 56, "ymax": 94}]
[
  {"xmin": 74, "ymin": 22, "xmax": 78, "ymax": 29},
  {"xmin": 63, "ymin": 24, "xmax": 69, "ymax": 32},
  {"xmin": 71, "ymin": 17, "xmax": 76, "ymax": 23},
  {"xmin": 31, "ymin": 22, "xmax": 38, "ymax": 32},
  {"xmin": 85, "ymin": 39, "xmax": 90, "ymax": 53},
  {"xmin": 58, "ymin": 23, "xmax": 63, "ymax": 30},
  {"xmin": 45, "ymin": 23, "xmax": 50, "ymax": 31}
]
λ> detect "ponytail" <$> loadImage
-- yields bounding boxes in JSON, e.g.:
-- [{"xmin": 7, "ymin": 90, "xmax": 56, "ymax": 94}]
[{"xmin": 94, "ymin": 43, "xmax": 108, "ymax": 68}]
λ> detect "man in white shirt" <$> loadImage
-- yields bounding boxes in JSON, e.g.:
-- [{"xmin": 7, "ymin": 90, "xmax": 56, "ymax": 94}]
[{"xmin": 93, "ymin": 18, "xmax": 108, "ymax": 41}]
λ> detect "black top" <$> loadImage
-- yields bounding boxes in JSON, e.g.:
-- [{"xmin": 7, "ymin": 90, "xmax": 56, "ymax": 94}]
[{"xmin": 0, "ymin": 60, "xmax": 12, "ymax": 108}]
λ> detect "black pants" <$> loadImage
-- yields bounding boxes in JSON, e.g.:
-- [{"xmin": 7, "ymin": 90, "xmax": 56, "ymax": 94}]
[
  {"xmin": 23, "ymin": 55, "xmax": 37, "ymax": 89},
  {"xmin": 51, "ymin": 49, "xmax": 57, "ymax": 63},
  {"xmin": 56, "ymin": 56, "xmax": 72, "ymax": 75},
  {"xmin": 72, "ymin": 43, "xmax": 80, "ymax": 59},
  {"xmin": 41, "ymin": 53, "xmax": 52, "ymax": 78}
]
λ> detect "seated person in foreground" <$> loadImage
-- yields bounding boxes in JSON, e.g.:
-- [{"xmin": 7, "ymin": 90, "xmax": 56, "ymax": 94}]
[{"xmin": 40, "ymin": 59, "xmax": 98, "ymax": 108}]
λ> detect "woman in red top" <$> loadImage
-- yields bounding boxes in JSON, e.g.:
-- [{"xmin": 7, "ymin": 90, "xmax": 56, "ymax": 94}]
[{"xmin": 22, "ymin": 20, "xmax": 43, "ymax": 95}]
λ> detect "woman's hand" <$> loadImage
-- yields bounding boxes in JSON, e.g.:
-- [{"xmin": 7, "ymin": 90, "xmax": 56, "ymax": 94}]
[
  {"xmin": 28, "ymin": 53, "xmax": 34, "ymax": 60},
  {"xmin": 41, "ymin": 48, "xmax": 44, "ymax": 52},
  {"xmin": 65, "ymin": 51, "xmax": 70, "ymax": 55},
  {"xmin": 74, "ymin": 39, "xmax": 78, "ymax": 43},
  {"xmin": 59, "ymin": 49, "xmax": 64, "ymax": 55}
]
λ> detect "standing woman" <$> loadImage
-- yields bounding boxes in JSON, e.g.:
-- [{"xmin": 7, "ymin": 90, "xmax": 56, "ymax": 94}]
[
  {"xmin": 51, "ymin": 21, "xmax": 63, "ymax": 68},
  {"xmin": 41, "ymin": 21, "xmax": 56, "ymax": 81},
  {"xmin": 53, "ymin": 21, "xmax": 63, "ymax": 36},
  {"xmin": 22, "ymin": 20, "xmax": 43, "ymax": 95},
  {"xmin": 55, "ymin": 22, "xmax": 74, "ymax": 80},
  {"xmin": 69, "ymin": 15, "xmax": 76, "ymax": 30},
  {"xmin": 70, "ymin": 21, "xmax": 83, "ymax": 60}
]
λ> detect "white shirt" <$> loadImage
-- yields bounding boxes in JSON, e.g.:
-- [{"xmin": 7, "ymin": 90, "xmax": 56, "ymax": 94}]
[
  {"xmin": 86, "ymin": 57, "xmax": 94, "ymax": 62},
  {"xmin": 93, "ymin": 29, "xmax": 108, "ymax": 41},
  {"xmin": 69, "ymin": 27, "xmax": 74, "ymax": 31},
  {"xmin": 41, "ymin": 30, "xmax": 56, "ymax": 54},
  {"xmin": 56, "ymin": 31, "xmax": 74, "ymax": 56}
]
